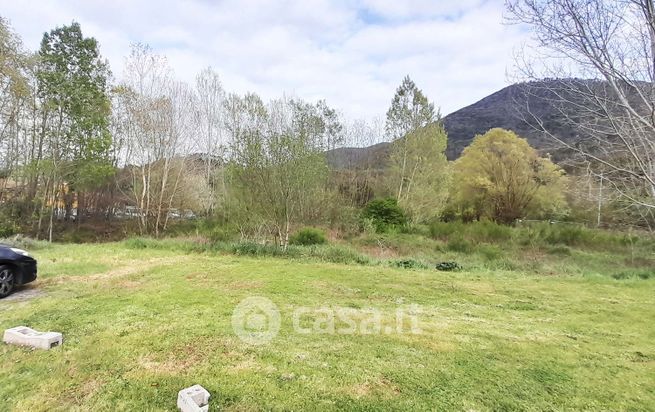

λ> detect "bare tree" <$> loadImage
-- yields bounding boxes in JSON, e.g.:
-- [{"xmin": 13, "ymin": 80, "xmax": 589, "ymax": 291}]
[
  {"xmin": 506, "ymin": 0, "xmax": 655, "ymax": 225},
  {"xmin": 195, "ymin": 67, "xmax": 226, "ymax": 216},
  {"xmin": 114, "ymin": 44, "xmax": 196, "ymax": 236}
]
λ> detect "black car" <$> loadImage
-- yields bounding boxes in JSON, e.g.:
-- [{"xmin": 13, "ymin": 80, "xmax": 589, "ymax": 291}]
[{"xmin": 0, "ymin": 245, "xmax": 37, "ymax": 298}]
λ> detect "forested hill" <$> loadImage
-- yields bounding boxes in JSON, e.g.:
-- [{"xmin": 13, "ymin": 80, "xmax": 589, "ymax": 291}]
[{"xmin": 328, "ymin": 79, "xmax": 608, "ymax": 168}]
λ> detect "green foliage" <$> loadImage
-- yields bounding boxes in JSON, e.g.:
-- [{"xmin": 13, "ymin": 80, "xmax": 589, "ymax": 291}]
[
  {"xmin": 385, "ymin": 75, "xmax": 437, "ymax": 140},
  {"xmin": 209, "ymin": 227, "xmax": 236, "ymax": 243},
  {"xmin": 226, "ymin": 95, "xmax": 339, "ymax": 245},
  {"xmin": 384, "ymin": 77, "xmax": 448, "ymax": 224},
  {"xmin": 446, "ymin": 236, "xmax": 474, "ymax": 253},
  {"xmin": 123, "ymin": 236, "xmax": 371, "ymax": 266},
  {"xmin": 392, "ymin": 258, "xmax": 429, "ymax": 269},
  {"xmin": 0, "ymin": 219, "xmax": 19, "ymax": 238},
  {"xmin": 388, "ymin": 122, "xmax": 451, "ymax": 223},
  {"xmin": 452, "ymin": 128, "xmax": 568, "ymax": 224},
  {"xmin": 37, "ymin": 22, "xmax": 113, "ymax": 193},
  {"xmin": 289, "ymin": 227, "xmax": 327, "ymax": 246},
  {"xmin": 478, "ymin": 244, "xmax": 503, "ymax": 261},
  {"xmin": 542, "ymin": 225, "xmax": 588, "ymax": 246},
  {"xmin": 215, "ymin": 242, "xmax": 372, "ymax": 265},
  {"xmin": 431, "ymin": 220, "xmax": 512, "ymax": 243},
  {"xmin": 428, "ymin": 221, "xmax": 460, "ymax": 238},
  {"xmin": 362, "ymin": 198, "xmax": 407, "ymax": 232}
]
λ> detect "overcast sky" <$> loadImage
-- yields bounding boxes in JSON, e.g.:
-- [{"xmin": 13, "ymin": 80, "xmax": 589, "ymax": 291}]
[{"xmin": 1, "ymin": 0, "xmax": 529, "ymax": 119}]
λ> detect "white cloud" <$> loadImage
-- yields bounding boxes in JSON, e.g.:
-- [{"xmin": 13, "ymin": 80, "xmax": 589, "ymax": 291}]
[{"xmin": 0, "ymin": 0, "xmax": 528, "ymax": 119}]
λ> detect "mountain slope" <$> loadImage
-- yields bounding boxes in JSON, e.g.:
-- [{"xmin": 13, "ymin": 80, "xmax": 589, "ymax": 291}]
[
  {"xmin": 443, "ymin": 81, "xmax": 580, "ymax": 159},
  {"xmin": 328, "ymin": 79, "xmax": 607, "ymax": 168}
]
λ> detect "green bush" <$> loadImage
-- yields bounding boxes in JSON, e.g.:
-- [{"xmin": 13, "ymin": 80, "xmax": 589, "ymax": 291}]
[
  {"xmin": 469, "ymin": 221, "xmax": 512, "ymax": 243},
  {"xmin": 543, "ymin": 224, "xmax": 588, "ymax": 246},
  {"xmin": 447, "ymin": 236, "xmax": 474, "ymax": 253},
  {"xmin": 362, "ymin": 198, "xmax": 407, "ymax": 233},
  {"xmin": 290, "ymin": 227, "xmax": 327, "ymax": 246},
  {"xmin": 0, "ymin": 217, "xmax": 19, "ymax": 238},
  {"xmin": 209, "ymin": 227, "xmax": 236, "ymax": 243},
  {"xmin": 429, "ymin": 221, "xmax": 461, "ymax": 238},
  {"xmin": 392, "ymin": 259, "xmax": 429, "ymax": 270},
  {"xmin": 478, "ymin": 244, "xmax": 503, "ymax": 261},
  {"xmin": 429, "ymin": 220, "xmax": 511, "ymax": 243}
]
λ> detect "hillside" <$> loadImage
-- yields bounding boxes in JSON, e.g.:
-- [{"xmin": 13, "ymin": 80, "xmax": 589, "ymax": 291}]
[{"xmin": 443, "ymin": 80, "xmax": 583, "ymax": 159}]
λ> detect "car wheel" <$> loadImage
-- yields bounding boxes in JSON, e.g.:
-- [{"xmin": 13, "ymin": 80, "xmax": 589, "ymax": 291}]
[{"xmin": 0, "ymin": 265, "xmax": 15, "ymax": 298}]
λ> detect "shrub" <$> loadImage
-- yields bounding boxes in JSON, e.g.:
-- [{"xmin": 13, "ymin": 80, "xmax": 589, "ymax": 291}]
[
  {"xmin": 468, "ymin": 221, "xmax": 512, "ymax": 243},
  {"xmin": 543, "ymin": 224, "xmax": 587, "ymax": 246},
  {"xmin": 447, "ymin": 236, "xmax": 474, "ymax": 253},
  {"xmin": 0, "ymin": 209, "xmax": 19, "ymax": 238},
  {"xmin": 478, "ymin": 244, "xmax": 503, "ymax": 261},
  {"xmin": 290, "ymin": 227, "xmax": 327, "ymax": 246},
  {"xmin": 429, "ymin": 221, "xmax": 511, "ymax": 243},
  {"xmin": 392, "ymin": 259, "xmax": 429, "ymax": 270},
  {"xmin": 436, "ymin": 261, "xmax": 461, "ymax": 271},
  {"xmin": 209, "ymin": 227, "xmax": 236, "ymax": 243},
  {"xmin": 362, "ymin": 198, "xmax": 407, "ymax": 233},
  {"xmin": 429, "ymin": 221, "xmax": 461, "ymax": 238},
  {"xmin": 360, "ymin": 217, "xmax": 377, "ymax": 235}
]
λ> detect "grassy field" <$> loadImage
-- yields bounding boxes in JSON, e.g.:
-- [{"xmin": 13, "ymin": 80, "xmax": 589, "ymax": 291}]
[{"xmin": 1, "ymin": 241, "xmax": 654, "ymax": 411}]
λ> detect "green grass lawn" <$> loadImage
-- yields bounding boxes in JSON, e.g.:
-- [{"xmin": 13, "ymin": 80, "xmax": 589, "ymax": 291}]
[{"xmin": 1, "ymin": 242, "xmax": 654, "ymax": 411}]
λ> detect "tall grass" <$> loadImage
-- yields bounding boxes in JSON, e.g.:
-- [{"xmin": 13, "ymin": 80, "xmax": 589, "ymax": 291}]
[
  {"xmin": 0, "ymin": 235, "xmax": 52, "ymax": 250},
  {"xmin": 123, "ymin": 237, "xmax": 373, "ymax": 265},
  {"xmin": 430, "ymin": 220, "xmax": 653, "ymax": 251}
]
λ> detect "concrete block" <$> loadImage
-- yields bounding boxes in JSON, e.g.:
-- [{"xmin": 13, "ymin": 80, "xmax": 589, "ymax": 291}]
[
  {"xmin": 177, "ymin": 384, "xmax": 210, "ymax": 412},
  {"xmin": 3, "ymin": 326, "xmax": 63, "ymax": 350}
]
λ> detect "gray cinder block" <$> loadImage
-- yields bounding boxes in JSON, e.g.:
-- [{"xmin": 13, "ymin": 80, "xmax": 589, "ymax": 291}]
[
  {"xmin": 177, "ymin": 384, "xmax": 210, "ymax": 412},
  {"xmin": 3, "ymin": 326, "xmax": 63, "ymax": 350}
]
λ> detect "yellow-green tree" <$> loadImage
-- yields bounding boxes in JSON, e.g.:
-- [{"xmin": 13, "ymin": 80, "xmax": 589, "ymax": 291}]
[{"xmin": 452, "ymin": 128, "xmax": 567, "ymax": 224}]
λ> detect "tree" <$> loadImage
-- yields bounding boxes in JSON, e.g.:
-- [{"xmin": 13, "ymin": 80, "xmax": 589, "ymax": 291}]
[
  {"xmin": 114, "ymin": 44, "xmax": 196, "ymax": 236},
  {"xmin": 384, "ymin": 76, "xmax": 449, "ymax": 221},
  {"xmin": 506, "ymin": 0, "xmax": 655, "ymax": 226},
  {"xmin": 195, "ymin": 67, "xmax": 226, "ymax": 216},
  {"xmin": 388, "ymin": 122, "xmax": 450, "ymax": 223},
  {"xmin": 227, "ymin": 95, "xmax": 338, "ymax": 247},
  {"xmin": 0, "ymin": 17, "xmax": 31, "ymax": 200},
  {"xmin": 37, "ymin": 22, "xmax": 113, "ymax": 232},
  {"xmin": 452, "ymin": 128, "xmax": 568, "ymax": 224},
  {"xmin": 385, "ymin": 76, "xmax": 436, "ymax": 141}
]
